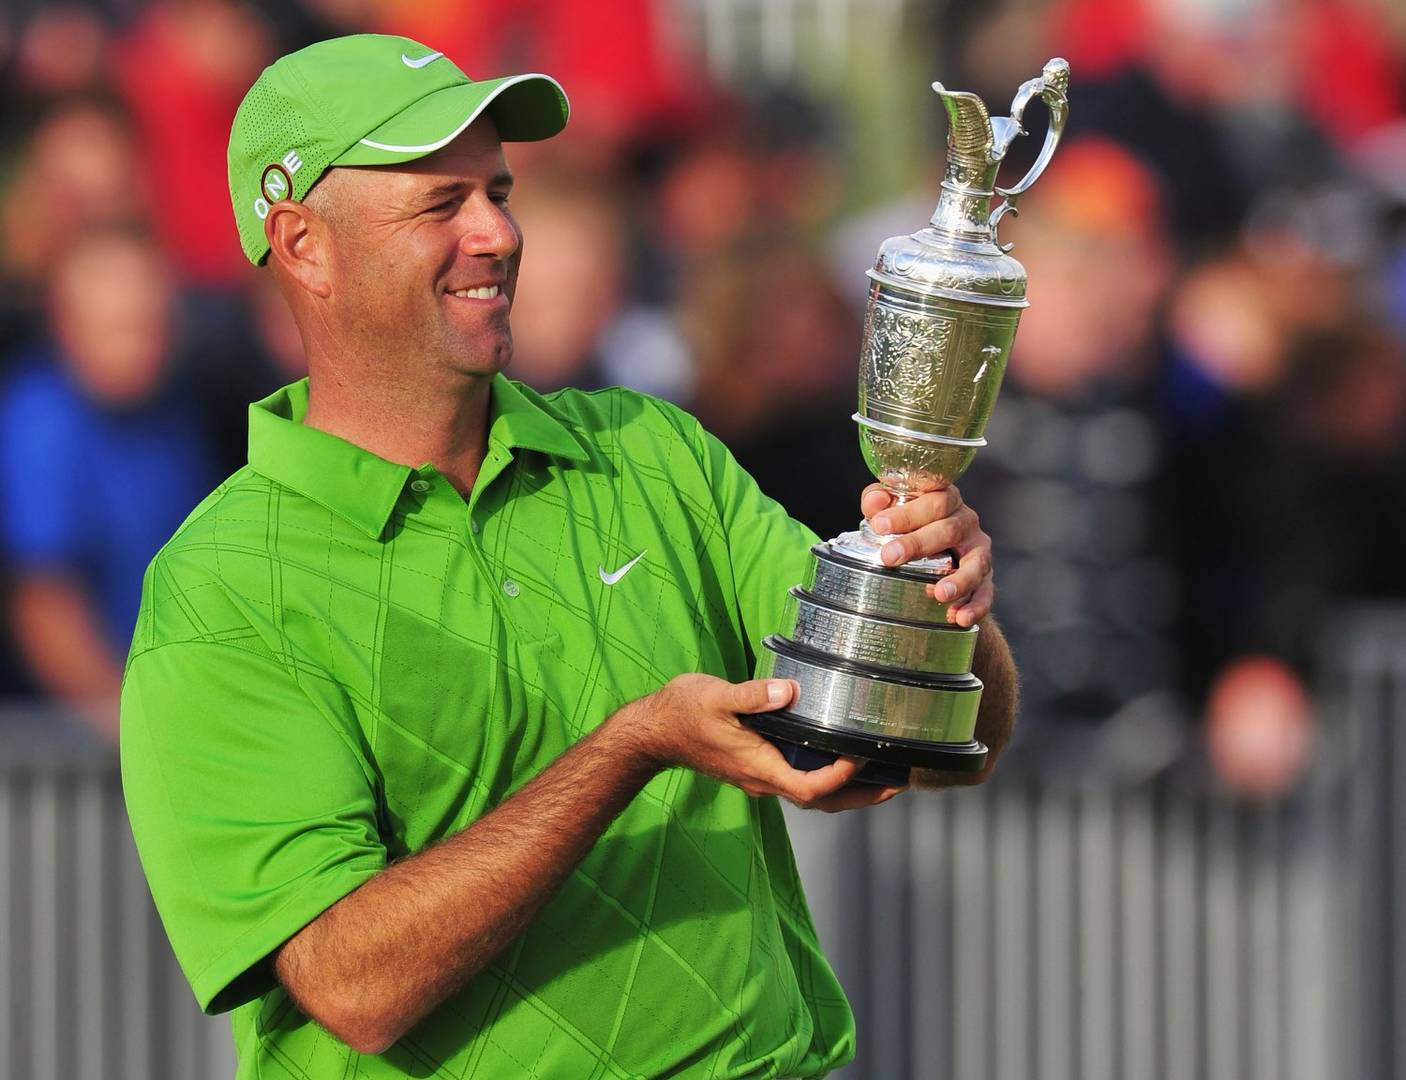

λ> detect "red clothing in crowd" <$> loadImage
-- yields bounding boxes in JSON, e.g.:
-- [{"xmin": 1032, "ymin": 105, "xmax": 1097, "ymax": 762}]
[
  {"xmin": 381, "ymin": 0, "xmax": 716, "ymax": 147},
  {"xmin": 111, "ymin": 3, "xmax": 269, "ymax": 285}
]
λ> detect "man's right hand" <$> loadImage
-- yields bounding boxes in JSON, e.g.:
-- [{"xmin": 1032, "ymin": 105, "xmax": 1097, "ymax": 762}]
[{"xmin": 617, "ymin": 673, "xmax": 906, "ymax": 813}]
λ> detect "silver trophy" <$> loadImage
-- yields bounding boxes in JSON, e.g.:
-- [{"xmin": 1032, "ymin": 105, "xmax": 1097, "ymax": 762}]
[{"xmin": 748, "ymin": 59, "xmax": 1070, "ymax": 784}]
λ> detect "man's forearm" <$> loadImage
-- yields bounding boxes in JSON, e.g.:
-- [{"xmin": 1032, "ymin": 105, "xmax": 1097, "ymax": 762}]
[
  {"xmin": 274, "ymin": 702, "xmax": 660, "ymax": 1055},
  {"xmin": 11, "ymin": 574, "xmax": 124, "ymax": 739},
  {"xmin": 913, "ymin": 614, "xmax": 1017, "ymax": 787}
]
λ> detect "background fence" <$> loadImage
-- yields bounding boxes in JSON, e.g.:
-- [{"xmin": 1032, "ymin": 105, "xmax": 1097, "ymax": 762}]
[
  {"xmin": 0, "ymin": 715, "xmax": 234, "ymax": 1080},
  {"xmin": 1, "ymin": 608, "xmax": 1394, "ymax": 1079},
  {"xmin": 789, "ymin": 760, "xmax": 1346, "ymax": 1080}
]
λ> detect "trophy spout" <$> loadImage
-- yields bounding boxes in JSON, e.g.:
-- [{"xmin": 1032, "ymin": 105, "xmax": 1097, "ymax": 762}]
[{"xmin": 930, "ymin": 83, "xmax": 998, "ymax": 190}]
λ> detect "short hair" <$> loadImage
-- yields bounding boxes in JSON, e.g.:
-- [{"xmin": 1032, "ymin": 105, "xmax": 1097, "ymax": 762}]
[{"xmin": 300, "ymin": 170, "xmax": 345, "ymax": 228}]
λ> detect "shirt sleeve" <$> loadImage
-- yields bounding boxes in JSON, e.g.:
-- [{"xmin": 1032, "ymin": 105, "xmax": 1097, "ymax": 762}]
[
  {"xmin": 120, "ymin": 637, "xmax": 386, "ymax": 1015},
  {"xmin": 689, "ymin": 419, "xmax": 822, "ymax": 662}
]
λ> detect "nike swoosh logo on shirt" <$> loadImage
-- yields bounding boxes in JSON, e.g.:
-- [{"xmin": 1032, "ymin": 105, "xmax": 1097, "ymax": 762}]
[
  {"xmin": 401, "ymin": 51, "xmax": 444, "ymax": 69},
  {"xmin": 599, "ymin": 550, "xmax": 647, "ymax": 586}
]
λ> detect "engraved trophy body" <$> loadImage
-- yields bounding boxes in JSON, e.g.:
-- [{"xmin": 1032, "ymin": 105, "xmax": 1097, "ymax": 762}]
[{"xmin": 747, "ymin": 60, "xmax": 1071, "ymax": 784}]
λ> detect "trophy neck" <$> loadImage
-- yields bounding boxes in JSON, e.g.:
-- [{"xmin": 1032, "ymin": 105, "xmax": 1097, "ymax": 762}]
[{"xmin": 928, "ymin": 158, "xmax": 1000, "ymax": 244}]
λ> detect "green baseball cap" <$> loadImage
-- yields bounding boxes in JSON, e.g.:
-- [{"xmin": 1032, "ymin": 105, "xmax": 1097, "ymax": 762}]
[{"xmin": 228, "ymin": 33, "xmax": 569, "ymax": 266}]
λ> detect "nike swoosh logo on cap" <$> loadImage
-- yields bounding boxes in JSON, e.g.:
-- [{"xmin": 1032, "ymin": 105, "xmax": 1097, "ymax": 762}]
[
  {"xmin": 401, "ymin": 51, "xmax": 444, "ymax": 69},
  {"xmin": 599, "ymin": 550, "xmax": 647, "ymax": 586}
]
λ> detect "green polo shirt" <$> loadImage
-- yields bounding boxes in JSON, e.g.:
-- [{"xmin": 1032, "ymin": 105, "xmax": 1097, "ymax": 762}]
[{"xmin": 120, "ymin": 375, "xmax": 855, "ymax": 1079}]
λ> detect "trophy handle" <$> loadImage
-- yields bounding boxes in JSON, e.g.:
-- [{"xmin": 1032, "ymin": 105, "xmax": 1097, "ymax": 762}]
[{"xmin": 987, "ymin": 58, "xmax": 1070, "ymax": 246}]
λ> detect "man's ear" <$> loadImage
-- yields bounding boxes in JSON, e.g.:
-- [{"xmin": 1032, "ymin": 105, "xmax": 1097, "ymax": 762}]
[{"xmin": 265, "ymin": 201, "xmax": 332, "ymax": 298}]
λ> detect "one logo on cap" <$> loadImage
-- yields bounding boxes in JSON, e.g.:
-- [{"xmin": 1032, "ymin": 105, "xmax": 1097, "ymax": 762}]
[
  {"xmin": 253, "ymin": 150, "xmax": 304, "ymax": 221},
  {"xmin": 401, "ymin": 50, "xmax": 443, "ymax": 69},
  {"xmin": 261, "ymin": 163, "xmax": 292, "ymax": 203}
]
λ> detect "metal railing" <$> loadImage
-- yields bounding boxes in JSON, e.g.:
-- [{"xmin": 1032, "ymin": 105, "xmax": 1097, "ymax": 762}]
[
  {"xmin": 1325, "ymin": 607, "xmax": 1406, "ymax": 1080},
  {"xmin": 787, "ymin": 765, "xmax": 1346, "ymax": 1080},
  {"xmin": 0, "ymin": 716, "xmax": 235, "ymax": 1080}
]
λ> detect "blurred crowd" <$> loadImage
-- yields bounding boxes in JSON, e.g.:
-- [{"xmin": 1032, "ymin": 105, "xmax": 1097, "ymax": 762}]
[{"xmin": 0, "ymin": 0, "xmax": 1402, "ymax": 797}]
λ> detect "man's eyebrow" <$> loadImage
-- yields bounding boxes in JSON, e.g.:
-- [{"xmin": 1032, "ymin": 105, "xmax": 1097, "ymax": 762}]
[{"xmin": 417, "ymin": 173, "xmax": 515, "ymax": 203}]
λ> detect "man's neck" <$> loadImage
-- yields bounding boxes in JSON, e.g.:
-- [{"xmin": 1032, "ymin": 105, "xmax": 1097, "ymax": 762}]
[{"xmin": 302, "ymin": 368, "xmax": 495, "ymax": 498}]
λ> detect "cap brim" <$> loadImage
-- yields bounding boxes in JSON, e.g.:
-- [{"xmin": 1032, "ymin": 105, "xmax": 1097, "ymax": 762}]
[{"xmin": 330, "ymin": 73, "xmax": 568, "ymax": 166}]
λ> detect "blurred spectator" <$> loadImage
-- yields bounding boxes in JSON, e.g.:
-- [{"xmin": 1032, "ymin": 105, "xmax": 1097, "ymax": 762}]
[
  {"xmin": 508, "ymin": 164, "xmax": 629, "ymax": 392},
  {"xmin": 1052, "ymin": 0, "xmax": 1404, "ymax": 252},
  {"xmin": 510, "ymin": 159, "xmax": 692, "ymax": 399},
  {"xmin": 1293, "ymin": 0, "xmax": 1404, "ymax": 149},
  {"xmin": 11, "ymin": 5, "xmax": 108, "ymax": 100},
  {"xmin": 185, "ymin": 269, "xmax": 308, "ymax": 476},
  {"xmin": 651, "ymin": 83, "xmax": 840, "ymax": 300},
  {"xmin": 652, "ymin": 130, "xmax": 761, "ymax": 271},
  {"xmin": 652, "ymin": 85, "xmax": 837, "ymax": 258},
  {"xmin": 1162, "ymin": 183, "xmax": 1372, "ymax": 431},
  {"xmin": 1051, "ymin": 0, "xmax": 1252, "ymax": 250},
  {"xmin": 739, "ymin": 83, "xmax": 844, "ymax": 238},
  {"xmin": 678, "ymin": 234, "xmax": 871, "ymax": 540},
  {"xmin": 110, "ymin": 0, "xmax": 274, "ymax": 286},
  {"xmin": 1193, "ymin": 324, "xmax": 1406, "ymax": 680},
  {"xmin": 1205, "ymin": 653, "xmax": 1314, "ymax": 799},
  {"xmin": 0, "ymin": 226, "xmax": 218, "ymax": 738},
  {"xmin": 0, "ymin": 94, "xmax": 147, "ymax": 334}
]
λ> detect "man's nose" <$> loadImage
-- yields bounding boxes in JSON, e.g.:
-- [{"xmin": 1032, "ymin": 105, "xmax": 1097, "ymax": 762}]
[{"xmin": 458, "ymin": 197, "xmax": 520, "ymax": 260}]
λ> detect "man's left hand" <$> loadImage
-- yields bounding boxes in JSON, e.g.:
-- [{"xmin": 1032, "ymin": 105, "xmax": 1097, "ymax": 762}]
[{"xmin": 860, "ymin": 483, "xmax": 993, "ymax": 628}]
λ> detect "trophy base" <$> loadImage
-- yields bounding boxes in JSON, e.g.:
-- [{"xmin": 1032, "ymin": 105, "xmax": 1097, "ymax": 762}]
[
  {"xmin": 745, "ymin": 707, "xmax": 988, "ymax": 784},
  {"xmin": 752, "ymin": 540, "xmax": 987, "ymax": 789}
]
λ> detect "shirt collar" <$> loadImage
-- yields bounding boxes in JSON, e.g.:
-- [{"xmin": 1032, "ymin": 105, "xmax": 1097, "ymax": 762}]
[
  {"xmin": 247, "ymin": 375, "xmax": 589, "ymax": 540},
  {"xmin": 485, "ymin": 375, "xmax": 589, "ymax": 465}
]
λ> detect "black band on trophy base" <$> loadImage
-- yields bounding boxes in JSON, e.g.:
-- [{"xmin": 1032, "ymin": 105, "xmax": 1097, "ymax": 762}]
[
  {"xmin": 768, "ymin": 634, "xmax": 983, "ymax": 692},
  {"xmin": 774, "ymin": 738, "xmax": 914, "ymax": 789},
  {"xmin": 743, "ymin": 707, "xmax": 988, "ymax": 777}
]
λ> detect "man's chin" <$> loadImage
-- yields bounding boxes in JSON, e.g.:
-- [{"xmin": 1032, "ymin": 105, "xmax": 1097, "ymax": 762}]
[{"xmin": 445, "ymin": 339, "xmax": 513, "ymax": 380}]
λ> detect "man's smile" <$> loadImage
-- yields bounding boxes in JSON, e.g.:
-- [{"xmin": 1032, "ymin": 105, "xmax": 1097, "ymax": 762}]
[
  {"xmin": 447, "ymin": 285, "xmax": 503, "ymax": 301},
  {"xmin": 445, "ymin": 283, "xmax": 509, "ymax": 306}
]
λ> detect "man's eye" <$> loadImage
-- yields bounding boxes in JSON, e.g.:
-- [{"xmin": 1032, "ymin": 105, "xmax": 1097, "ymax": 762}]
[
  {"xmin": 490, "ymin": 192, "xmax": 511, "ymax": 207},
  {"xmin": 427, "ymin": 200, "xmax": 459, "ymax": 215}
]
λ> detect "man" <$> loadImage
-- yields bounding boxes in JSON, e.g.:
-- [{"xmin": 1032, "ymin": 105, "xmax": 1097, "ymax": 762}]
[{"xmin": 120, "ymin": 34, "xmax": 1016, "ymax": 1079}]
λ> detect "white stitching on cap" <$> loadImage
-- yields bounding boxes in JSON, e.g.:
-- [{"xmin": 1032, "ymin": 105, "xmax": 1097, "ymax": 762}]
[{"xmin": 356, "ymin": 73, "xmax": 568, "ymax": 153}]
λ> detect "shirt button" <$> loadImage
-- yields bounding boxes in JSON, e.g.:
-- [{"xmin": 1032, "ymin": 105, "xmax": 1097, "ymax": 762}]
[
  {"xmin": 469, "ymin": 519, "xmax": 480, "ymax": 534},
  {"xmin": 502, "ymin": 579, "xmax": 520, "ymax": 598},
  {"xmin": 410, "ymin": 479, "xmax": 431, "ymax": 493}
]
